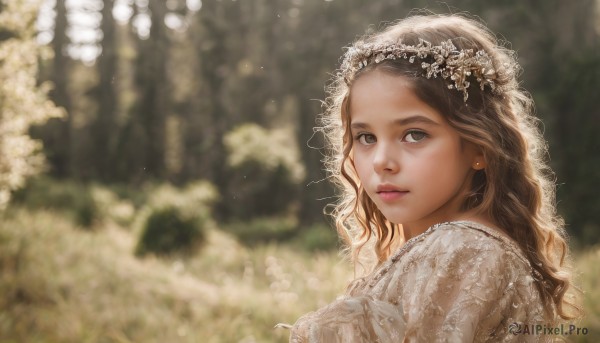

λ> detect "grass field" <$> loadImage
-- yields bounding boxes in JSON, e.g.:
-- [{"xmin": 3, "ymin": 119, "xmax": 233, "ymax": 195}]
[{"xmin": 0, "ymin": 206, "xmax": 598, "ymax": 342}]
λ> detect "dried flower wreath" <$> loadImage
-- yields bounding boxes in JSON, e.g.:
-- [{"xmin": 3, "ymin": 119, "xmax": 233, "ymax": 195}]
[{"xmin": 340, "ymin": 39, "xmax": 498, "ymax": 101}]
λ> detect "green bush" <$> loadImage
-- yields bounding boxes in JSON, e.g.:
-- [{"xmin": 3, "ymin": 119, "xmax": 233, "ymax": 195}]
[
  {"xmin": 135, "ymin": 206, "xmax": 207, "ymax": 257},
  {"xmin": 134, "ymin": 181, "xmax": 217, "ymax": 257},
  {"xmin": 224, "ymin": 216, "xmax": 298, "ymax": 246},
  {"xmin": 73, "ymin": 198, "xmax": 97, "ymax": 227},
  {"xmin": 90, "ymin": 185, "xmax": 136, "ymax": 227},
  {"xmin": 143, "ymin": 181, "xmax": 217, "ymax": 216},
  {"xmin": 221, "ymin": 124, "xmax": 304, "ymax": 220},
  {"xmin": 10, "ymin": 176, "xmax": 98, "ymax": 228},
  {"xmin": 292, "ymin": 224, "xmax": 340, "ymax": 251}
]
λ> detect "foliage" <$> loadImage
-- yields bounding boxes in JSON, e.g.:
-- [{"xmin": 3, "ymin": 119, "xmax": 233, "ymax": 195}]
[
  {"xmin": 291, "ymin": 223, "xmax": 340, "ymax": 252},
  {"xmin": 0, "ymin": 0, "xmax": 63, "ymax": 208},
  {"xmin": 224, "ymin": 216, "xmax": 298, "ymax": 246},
  {"xmin": 9, "ymin": 176, "xmax": 144, "ymax": 228},
  {"xmin": 206, "ymin": 215, "xmax": 339, "ymax": 251},
  {"xmin": 144, "ymin": 180, "xmax": 218, "ymax": 213},
  {"xmin": 89, "ymin": 184, "xmax": 136, "ymax": 227},
  {"xmin": 572, "ymin": 246, "xmax": 600, "ymax": 342},
  {"xmin": 0, "ymin": 208, "xmax": 353, "ymax": 342},
  {"xmin": 27, "ymin": 0, "xmax": 599, "ymax": 237},
  {"xmin": 10, "ymin": 176, "xmax": 99, "ymax": 227},
  {"xmin": 135, "ymin": 206, "xmax": 207, "ymax": 256},
  {"xmin": 222, "ymin": 124, "xmax": 304, "ymax": 219},
  {"xmin": 11, "ymin": 177, "xmax": 217, "ymax": 249},
  {"xmin": 2, "ymin": 207, "xmax": 599, "ymax": 342},
  {"xmin": 134, "ymin": 181, "xmax": 217, "ymax": 256},
  {"xmin": 545, "ymin": 52, "xmax": 600, "ymax": 245},
  {"xmin": 224, "ymin": 124, "xmax": 305, "ymax": 182}
]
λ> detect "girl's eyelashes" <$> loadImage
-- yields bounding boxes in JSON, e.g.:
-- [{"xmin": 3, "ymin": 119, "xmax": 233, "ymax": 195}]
[
  {"xmin": 355, "ymin": 133, "xmax": 377, "ymax": 145},
  {"xmin": 353, "ymin": 130, "xmax": 428, "ymax": 145}
]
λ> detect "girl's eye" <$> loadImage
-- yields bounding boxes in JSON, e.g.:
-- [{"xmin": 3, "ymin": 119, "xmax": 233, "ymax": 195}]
[
  {"xmin": 356, "ymin": 133, "xmax": 376, "ymax": 145},
  {"xmin": 403, "ymin": 130, "xmax": 427, "ymax": 143}
]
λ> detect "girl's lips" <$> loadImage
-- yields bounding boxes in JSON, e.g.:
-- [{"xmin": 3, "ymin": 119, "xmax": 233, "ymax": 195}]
[{"xmin": 377, "ymin": 190, "xmax": 409, "ymax": 201}]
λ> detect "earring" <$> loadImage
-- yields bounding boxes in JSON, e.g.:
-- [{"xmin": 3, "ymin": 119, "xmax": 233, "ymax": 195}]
[{"xmin": 474, "ymin": 161, "xmax": 483, "ymax": 170}]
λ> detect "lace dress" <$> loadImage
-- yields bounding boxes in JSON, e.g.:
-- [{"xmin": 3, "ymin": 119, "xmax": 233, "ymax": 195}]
[{"xmin": 287, "ymin": 221, "xmax": 555, "ymax": 342}]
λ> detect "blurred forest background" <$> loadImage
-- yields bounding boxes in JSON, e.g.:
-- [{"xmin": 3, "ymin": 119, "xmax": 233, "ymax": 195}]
[{"xmin": 0, "ymin": 0, "xmax": 599, "ymax": 342}]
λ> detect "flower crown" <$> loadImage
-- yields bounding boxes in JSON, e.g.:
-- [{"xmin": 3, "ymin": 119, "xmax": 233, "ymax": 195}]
[{"xmin": 340, "ymin": 39, "xmax": 498, "ymax": 101}]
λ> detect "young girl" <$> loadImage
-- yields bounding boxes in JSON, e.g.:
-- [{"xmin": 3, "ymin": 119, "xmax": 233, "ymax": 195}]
[{"xmin": 284, "ymin": 13, "xmax": 581, "ymax": 342}]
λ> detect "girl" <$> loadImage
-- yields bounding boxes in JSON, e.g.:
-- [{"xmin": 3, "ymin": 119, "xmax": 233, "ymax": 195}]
[{"xmin": 285, "ymin": 13, "xmax": 581, "ymax": 342}]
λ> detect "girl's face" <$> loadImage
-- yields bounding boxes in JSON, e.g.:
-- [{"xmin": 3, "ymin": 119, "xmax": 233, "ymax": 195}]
[{"xmin": 349, "ymin": 69, "xmax": 481, "ymax": 234}]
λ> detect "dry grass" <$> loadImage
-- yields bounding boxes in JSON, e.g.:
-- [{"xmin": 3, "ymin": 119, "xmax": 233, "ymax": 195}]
[
  {"xmin": 0, "ymin": 208, "xmax": 598, "ymax": 342},
  {"xmin": 570, "ymin": 245, "xmax": 600, "ymax": 342},
  {"xmin": 0, "ymin": 208, "xmax": 352, "ymax": 342}
]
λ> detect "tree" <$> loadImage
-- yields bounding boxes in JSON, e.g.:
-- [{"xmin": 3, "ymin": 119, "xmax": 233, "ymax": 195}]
[
  {"xmin": 121, "ymin": 0, "xmax": 170, "ymax": 182},
  {"xmin": 193, "ymin": 0, "xmax": 232, "ymax": 193},
  {"xmin": 93, "ymin": 0, "xmax": 118, "ymax": 181},
  {"xmin": 43, "ymin": 0, "xmax": 72, "ymax": 177},
  {"xmin": 0, "ymin": 0, "xmax": 63, "ymax": 207}
]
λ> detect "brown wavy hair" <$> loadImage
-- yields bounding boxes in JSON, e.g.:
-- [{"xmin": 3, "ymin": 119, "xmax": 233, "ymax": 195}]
[{"xmin": 319, "ymin": 13, "xmax": 581, "ymax": 320}]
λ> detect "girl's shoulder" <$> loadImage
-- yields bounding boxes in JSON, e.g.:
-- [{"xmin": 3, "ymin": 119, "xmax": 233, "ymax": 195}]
[
  {"xmin": 402, "ymin": 220, "xmax": 531, "ymax": 269},
  {"xmin": 352, "ymin": 220, "xmax": 542, "ymax": 303},
  {"xmin": 430, "ymin": 220, "xmax": 522, "ymax": 249},
  {"xmin": 348, "ymin": 221, "xmax": 544, "ymax": 317}
]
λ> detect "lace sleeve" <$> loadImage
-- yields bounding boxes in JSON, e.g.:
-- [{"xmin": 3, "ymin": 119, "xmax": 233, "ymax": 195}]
[
  {"xmin": 289, "ymin": 295, "xmax": 406, "ymax": 343},
  {"xmin": 288, "ymin": 224, "xmax": 543, "ymax": 342},
  {"xmin": 398, "ymin": 227, "xmax": 536, "ymax": 342}
]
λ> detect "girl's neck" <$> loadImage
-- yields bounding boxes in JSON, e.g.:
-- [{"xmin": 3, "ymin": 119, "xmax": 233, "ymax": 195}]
[{"xmin": 400, "ymin": 211, "xmax": 499, "ymax": 241}]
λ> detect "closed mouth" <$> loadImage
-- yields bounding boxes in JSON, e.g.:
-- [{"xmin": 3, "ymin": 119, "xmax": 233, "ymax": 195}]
[
  {"xmin": 375, "ymin": 185, "xmax": 409, "ymax": 201},
  {"xmin": 376, "ymin": 184, "xmax": 408, "ymax": 193}
]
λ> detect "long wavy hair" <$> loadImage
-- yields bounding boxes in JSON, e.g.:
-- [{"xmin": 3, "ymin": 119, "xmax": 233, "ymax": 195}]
[{"xmin": 320, "ymin": 13, "xmax": 581, "ymax": 320}]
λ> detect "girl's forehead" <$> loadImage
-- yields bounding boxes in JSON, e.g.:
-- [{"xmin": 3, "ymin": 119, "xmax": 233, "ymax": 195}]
[{"xmin": 348, "ymin": 70, "xmax": 445, "ymax": 124}]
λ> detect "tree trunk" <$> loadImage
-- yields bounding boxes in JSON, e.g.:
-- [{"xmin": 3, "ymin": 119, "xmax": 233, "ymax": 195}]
[
  {"xmin": 129, "ymin": 0, "xmax": 169, "ymax": 181},
  {"xmin": 47, "ymin": 0, "xmax": 72, "ymax": 178},
  {"xmin": 94, "ymin": 0, "xmax": 117, "ymax": 181},
  {"xmin": 195, "ymin": 0, "xmax": 229, "ymax": 193}
]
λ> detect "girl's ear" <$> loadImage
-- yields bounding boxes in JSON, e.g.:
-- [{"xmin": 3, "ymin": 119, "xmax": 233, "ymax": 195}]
[
  {"xmin": 467, "ymin": 143, "xmax": 486, "ymax": 170},
  {"xmin": 472, "ymin": 157, "xmax": 487, "ymax": 170}
]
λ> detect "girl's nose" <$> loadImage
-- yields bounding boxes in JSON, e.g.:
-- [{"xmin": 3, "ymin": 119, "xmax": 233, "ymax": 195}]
[{"xmin": 373, "ymin": 143, "xmax": 399, "ymax": 174}]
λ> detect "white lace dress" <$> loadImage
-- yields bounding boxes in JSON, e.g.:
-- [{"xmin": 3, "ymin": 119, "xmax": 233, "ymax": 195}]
[{"xmin": 288, "ymin": 221, "xmax": 556, "ymax": 342}]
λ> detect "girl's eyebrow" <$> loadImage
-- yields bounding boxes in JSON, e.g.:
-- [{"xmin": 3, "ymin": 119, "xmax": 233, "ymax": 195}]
[{"xmin": 350, "ymin": 115, "xmax": 441, "ymax": 130}]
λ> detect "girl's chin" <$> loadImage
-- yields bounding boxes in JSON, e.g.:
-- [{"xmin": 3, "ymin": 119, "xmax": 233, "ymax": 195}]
[{"xmin": 378, "ymin": 212, "xmax": 407, "ymax": 225}]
